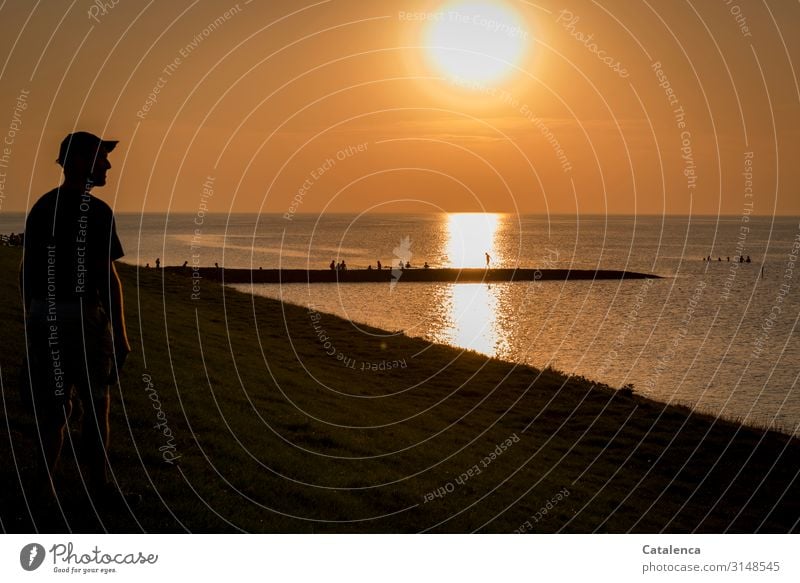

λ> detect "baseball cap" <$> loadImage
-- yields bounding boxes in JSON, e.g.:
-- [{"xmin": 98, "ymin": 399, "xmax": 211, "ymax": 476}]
[{"xmin": 56, "ymin": 131, "xmax": 118, "ymax": 166}]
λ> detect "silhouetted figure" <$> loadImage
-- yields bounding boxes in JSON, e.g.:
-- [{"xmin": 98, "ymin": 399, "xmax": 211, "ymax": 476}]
[
  {"xmin": 485, "ymin": 252, "xmax": 491, "ymax": 267},
  {"xmin": 377, "ymin": 260, "xmax": 382, "ymax": 270},
  {"xmin": 214, "ymin": 262, "xmax": 220, "ymax": 269},
  {"xmin": 746, "ymin": 255, "xmax": 751, "ymax": 263},
  {"xmin": 367, "ymin": 265, "xmax": 372, "ymax": 270},
  {"xmin": 727, "ymin": 257, "xmax": 730, "ymax": 262},
  {"xmin": 155, "ymin": 257, "xmax": 161, "ymax": 269},
  {"xmin": 405, "ymin": 261, "xmax": 411, "ymax": 269},
  {"xmin": 182, "ymin": 260, "xmax": 188, "ymax": 268},
  {"xmin": 20, "ymin": 131, "xmax": 130, "ymax": 503},
  {"xmin": 399, "ymin": 261, "xmax": 404, "ymax": 270},
  {"xmin": 341, "ymin": 260, "xmax": 347, "ymax": 271},
  {"xmin": 145, "ymin": 263, "xmax": 150, "ymax": 268},
  {"xmin": 329, "ymin": 260, "xmax": 335, "ymax": 270},
  {"xmin": 739, "ymin": 256, "xmax": 744, "ymax": 263},
  {"xmin": 707, "ymin": 255, "xmax": 712, "ymax": 262},
  {"xmin": 424, "ymin": 262, "xmax": 430, "ymax": 269}
]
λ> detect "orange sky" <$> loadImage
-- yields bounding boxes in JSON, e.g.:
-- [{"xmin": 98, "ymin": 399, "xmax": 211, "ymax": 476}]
[{"xmin": 0, "ymin": 0, "xmax": 797, "ymax": 216}]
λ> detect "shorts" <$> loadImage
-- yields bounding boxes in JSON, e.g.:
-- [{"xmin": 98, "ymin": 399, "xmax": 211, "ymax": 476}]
[{"xmin": 24, "ymin": 299, "xmax": 114, "ymax": 420}]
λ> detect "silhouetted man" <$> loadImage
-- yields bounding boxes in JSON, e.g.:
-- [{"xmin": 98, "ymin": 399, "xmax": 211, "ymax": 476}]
[{"xmin": 21, "ymin": 131, "xmax": 130, "ymax": 503}]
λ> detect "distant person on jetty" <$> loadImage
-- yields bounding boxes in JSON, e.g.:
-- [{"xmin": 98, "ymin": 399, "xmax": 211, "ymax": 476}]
[
  {"xmin": 405, "ymin": 260, "xmax": 411, "ymax": 269},
  {"xmin": 424, "ymin": 262, "xmax": 430, "ymax": 269},
  {"xmin": 155, "ymin": 257, "xmax": 160, "ymax": 269},
  {"xmin": 376, "ymin": 260, "xmax": 382, "ymax": 270},
  {"xmin": 182, "ymin": 260, "xmax": 188, "ymax": 268},
  {"xmin": 485, "ymin": 252, "xmax": 491, "ymax": 267},
  {"xmin": 20, "ymin": 131, "xmax": 130, "ymax": 503},
  {"xmin": 746, "ymin": 255, "xmax": 751, "ymax": 263},
  {"xmin": 329, "ymin": 260, "xmax": 335, "ymax": 270}
]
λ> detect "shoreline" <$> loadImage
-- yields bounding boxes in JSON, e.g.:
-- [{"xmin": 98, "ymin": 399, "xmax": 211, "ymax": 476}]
[{"xmin": 1, "ymin": 246, "xmax": 797, "ymax": 533}]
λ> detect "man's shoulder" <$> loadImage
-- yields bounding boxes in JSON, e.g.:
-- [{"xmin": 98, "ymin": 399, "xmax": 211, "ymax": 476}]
[
  {"xmin": 25, "ymin": 189, "xmax": 60, "ymax": 230},
  {"xmin": 86, "ymin": 192, "xmax": 115, "ymax": 218},
  {"xmin": 28, "ymin": 188, "xmax": 60, "ymax": 212}
]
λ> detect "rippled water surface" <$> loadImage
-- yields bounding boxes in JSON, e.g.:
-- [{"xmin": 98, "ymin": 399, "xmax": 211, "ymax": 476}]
[{"xmin": 3, "ymin": 212, "xmax": 797, "ymax": 432}]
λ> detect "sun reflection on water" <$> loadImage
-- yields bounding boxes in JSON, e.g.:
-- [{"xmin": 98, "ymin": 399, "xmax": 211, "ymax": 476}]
[
  {"xmin": 430, "ymin": 213, "xmax": 511, "ymax": 357},
  {"xmin": 445, "ymin": 213, "xmax": 502, "ymax": 268}
]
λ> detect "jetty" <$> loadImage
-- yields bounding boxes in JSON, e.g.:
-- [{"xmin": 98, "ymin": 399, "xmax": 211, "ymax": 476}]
[{"xmin": 164, "ymin": 266, "xmax": 660, "ymax": 284}]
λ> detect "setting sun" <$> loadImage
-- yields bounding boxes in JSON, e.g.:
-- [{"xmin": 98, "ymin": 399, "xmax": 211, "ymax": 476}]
[{"xmin": 425, "ymin": 1, "xmax": 529, "ymax": 84}]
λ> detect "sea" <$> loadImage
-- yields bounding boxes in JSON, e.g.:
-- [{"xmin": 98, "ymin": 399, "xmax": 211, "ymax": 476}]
[{"xmin": 2, "ymin": 212, "xmax": 798, "ymax": 434}]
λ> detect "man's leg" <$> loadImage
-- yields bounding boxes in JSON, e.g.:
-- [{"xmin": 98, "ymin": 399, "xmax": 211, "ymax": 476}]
[
  {"xmin": 31, "ymin": 392, "xmax": 74, "ymax": 503},
  {"xmin": 80, "ymin": 389, "xmax": 111, "ymax": 493},
  {"xmin": 25, "ymin": 315, "xmax": 73, "ymax": 502}
]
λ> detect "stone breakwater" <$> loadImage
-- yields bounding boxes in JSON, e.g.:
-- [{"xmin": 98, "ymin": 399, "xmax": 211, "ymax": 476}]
[{"xmin": 163, "ymin": 266, "xmax": 660, "ymax": 284}]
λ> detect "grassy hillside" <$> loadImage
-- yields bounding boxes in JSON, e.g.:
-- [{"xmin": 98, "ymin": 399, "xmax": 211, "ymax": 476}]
[{"xmin": 1, "ymin": 246, "xmax": 797, "ymax": 533}]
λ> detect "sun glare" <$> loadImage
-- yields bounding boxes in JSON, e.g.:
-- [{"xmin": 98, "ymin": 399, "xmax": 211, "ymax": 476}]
[
  {"xmin": 425, "ymin": 1, "xmax": 528, "ymax": 85},
  {"xmin": 446, "ymin": 212, "xmax": 501, "ymax": 268}
]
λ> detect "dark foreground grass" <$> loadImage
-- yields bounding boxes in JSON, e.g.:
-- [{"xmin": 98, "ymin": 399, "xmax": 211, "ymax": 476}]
[{"xmin": 1, "ymin": 246, "xmax": 798, "ymax": 533}]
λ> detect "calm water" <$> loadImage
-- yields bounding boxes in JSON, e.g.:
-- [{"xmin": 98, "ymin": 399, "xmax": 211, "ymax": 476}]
[{"xmin": 2, "ymin": 212, "xmax": 798, "ymax": 433}]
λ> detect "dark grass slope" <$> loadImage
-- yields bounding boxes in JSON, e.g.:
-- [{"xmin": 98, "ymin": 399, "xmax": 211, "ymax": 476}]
[{"xmin": 0, "ymin": 247, "xmax": 797, "ymax": 533}]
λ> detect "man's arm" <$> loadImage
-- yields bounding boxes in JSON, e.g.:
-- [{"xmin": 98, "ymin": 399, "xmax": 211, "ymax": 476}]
[
  {"xmin": 19, "ymin": 258, "xmax": 29, "ymax": 315},
  {"xmin": 108, "ymin": 261, "xmax": 131, "ymax": 354}
]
